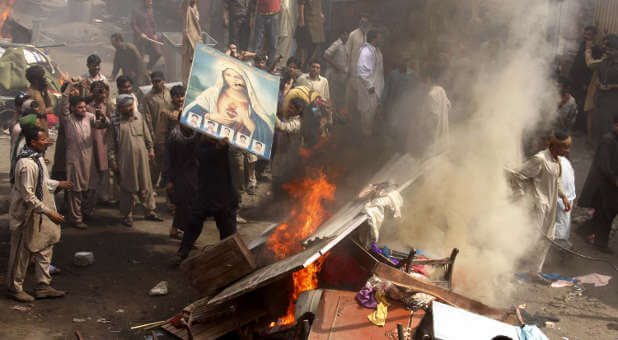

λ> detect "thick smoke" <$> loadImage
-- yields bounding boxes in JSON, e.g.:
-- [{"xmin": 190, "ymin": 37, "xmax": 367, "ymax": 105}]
[{"xmin": 380, "ymin": 0, "xmax": 576, "ymax": 304}]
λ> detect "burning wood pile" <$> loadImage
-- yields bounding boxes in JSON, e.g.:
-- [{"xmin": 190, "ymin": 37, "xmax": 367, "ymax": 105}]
[{"xmin": 159, "ymin": 154, "xmax": 526, "ymax": 340}]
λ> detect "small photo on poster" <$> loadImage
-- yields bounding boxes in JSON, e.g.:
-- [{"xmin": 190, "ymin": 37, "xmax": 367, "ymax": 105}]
[
  {"xmin": 219, "ymin": 126, "xmax": 235, "ymax": 139},
  {"xmin": 187, "ymin": 112, "xmax": 202, "ymax": 129},
  {"xmin": 235, "ymin": 133, "xmax": 250, "ymax": 149},
  {"xmin": 251, "ymin": 140, "xmax": 265, "ymax": 156},
  {"xmin": 204, "ymin": 119, "xmax": 219, "ymax": 135}
]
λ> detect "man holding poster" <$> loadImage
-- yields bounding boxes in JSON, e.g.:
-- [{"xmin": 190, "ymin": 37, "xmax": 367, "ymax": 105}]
[{"xmin": 180, "ymin": 43, "xmax": 279, "ymax": 160}]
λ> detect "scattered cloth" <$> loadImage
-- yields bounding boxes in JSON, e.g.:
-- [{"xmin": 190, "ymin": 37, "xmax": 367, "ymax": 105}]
[
  {"xmin": 361, "ymin": 189, "xmax": 404, "ymax": 246},
  {"xmin": 368, "ymin": 302, "xmax": 388, "ymax": 326},
  {"xmin": 356, "ymin": 286, "xmax": 378, "ymax": 309},
  {"xmin": 149, "ymin": 281, "xmax": 168, "ymax": 296},
  {"xmin": 573, "ymin": 273, "xmax": 612, "ymax": 287},
  {"xmin": 518, "ymin": 325, "xmax": 549, "ymax": 340},
  {"xmin": 370, "ymin": 244, "xmax": 400, "ymax": 265},
  {"xmin": 538, "ymin": 273, "xmax": 576, "ymax": 283},
  {"xmin": 401, "ymin": 292, "xmax": 435, "ymax": 311},
  {"xmin": 550, "ymin": 280, "xmax": 574, "ymax": 288}
]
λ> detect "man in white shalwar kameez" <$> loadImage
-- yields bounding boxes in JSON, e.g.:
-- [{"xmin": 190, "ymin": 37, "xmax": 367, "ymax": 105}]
[
  {"xmin": 356, "ymin": 30, "xmax": 384, "ymax": 136},
  {"xmin": 509, "ymin": 133, "xmax": 572, "ymax": 273},
  {"xmin": 427, "ymin": 81, "xmax": 451, "ymax": 153},
  {"xmin": 276, "ymin": 0, "xmax": 297, "ymax": 68},
  {"xmin": 345, "ymin": 14, "xmax": 369, "ymax": 112}
]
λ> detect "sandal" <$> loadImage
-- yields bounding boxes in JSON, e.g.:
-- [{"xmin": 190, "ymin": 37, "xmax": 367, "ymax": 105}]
[{"xmin": 121, "ymin": 216, "xmax": 133, "ymax": 227}]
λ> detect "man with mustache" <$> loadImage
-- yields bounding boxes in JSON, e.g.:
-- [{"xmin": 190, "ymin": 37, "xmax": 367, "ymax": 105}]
[
  {"xmin": 59, "ymin": 81, "xmax": 109, "ymax": 230},
  {"xmin": 7, "ymin": 125, "xmax": 72, "ymax": 302}
]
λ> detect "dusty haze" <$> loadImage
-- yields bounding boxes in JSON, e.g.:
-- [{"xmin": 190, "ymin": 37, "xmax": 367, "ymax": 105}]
[{"xmin": 380, "ymin": 0, "xmax": 575, "ymax": 304}]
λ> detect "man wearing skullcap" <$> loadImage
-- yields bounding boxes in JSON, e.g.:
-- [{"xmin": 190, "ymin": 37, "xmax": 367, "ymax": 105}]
[
  {"xmin": 109, "ymin": 94, "xmax": 163, "ymax": 227},
  {"xmin": 577, "ymin": 115, "xmax": 618, "ymax": 253},
  {"xmin": 509, "ymin": 132, "xmax": 572, "ymax": 273}
]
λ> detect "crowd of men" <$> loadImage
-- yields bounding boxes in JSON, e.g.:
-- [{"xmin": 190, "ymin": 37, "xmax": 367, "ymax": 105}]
[{"xmin": 4, "ymin": 0, "xmax": 616, "ymax": 303}]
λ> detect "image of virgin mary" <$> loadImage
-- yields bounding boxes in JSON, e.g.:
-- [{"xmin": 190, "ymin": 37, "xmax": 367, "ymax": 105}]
[{"xmin": 183, "ymin": 65, "xmax": 274, "ymax": 147}]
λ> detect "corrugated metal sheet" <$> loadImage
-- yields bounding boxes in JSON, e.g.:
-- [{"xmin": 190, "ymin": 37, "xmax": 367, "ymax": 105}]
[{"xmin": 594, "ymin": 0, "xmax": 618, "ymax": 35}]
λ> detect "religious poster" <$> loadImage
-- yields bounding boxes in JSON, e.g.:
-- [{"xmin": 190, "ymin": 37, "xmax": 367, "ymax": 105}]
[{"xmin": 180, "ymin": 43, "xmax": 279, "ymax": 159}]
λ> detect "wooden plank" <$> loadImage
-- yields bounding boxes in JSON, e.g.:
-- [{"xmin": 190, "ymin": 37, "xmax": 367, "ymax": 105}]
[
  {"xmin": 207, "ymin": 238, "xmax": 330, "ymax": 306},
  {"xmin": 181, "ymin": 233, "xmax": 257, "ymax": 295},
  {"xmin": 308, "ymin": 290, "xmax": 425, "ymax": 340},
  {"xmin": 372, "ymin": 262, "xmax": 517, "ymax": 324}
]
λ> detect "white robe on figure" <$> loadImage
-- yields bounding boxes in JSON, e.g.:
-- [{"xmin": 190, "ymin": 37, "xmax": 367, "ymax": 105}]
[
  {"xmin": 509, "ymin": 149, "xmax": 565, "ymax": 272},
  {"xmin": 277, "ymin": 0, "xmax": 298, "ymax": 68},
  {"xmin": 427, "ymin": 85, "xmax": 451, "ymax": 153},
  {"xmin": 356, "ymin": 42, "xmax": 384, "ymax": 135},
  {"xmin": 555, "ymin": 156, "xmax": 576, "ymax": 241}
]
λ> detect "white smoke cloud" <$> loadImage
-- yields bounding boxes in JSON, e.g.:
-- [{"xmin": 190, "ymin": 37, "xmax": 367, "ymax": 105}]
[{"xmin": 379, "ymin": 0, "xmax": 574, "ymax": 304}]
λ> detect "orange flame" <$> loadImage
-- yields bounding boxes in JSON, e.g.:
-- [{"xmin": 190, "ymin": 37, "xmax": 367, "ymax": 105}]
[
  {"xmin": 274, "ymin": 257, "xmax": 325, "ymax": 327},
  {"xmin": 267, "ymin": 169, "xmax": 336, "ymax": 327},
  {"xmin": 267, "ymin": 169, "xmax": 335, "ymax": 260},
  {"xmin": 0, "ymin": 0, "xmax": 13, "ymax": 39}
]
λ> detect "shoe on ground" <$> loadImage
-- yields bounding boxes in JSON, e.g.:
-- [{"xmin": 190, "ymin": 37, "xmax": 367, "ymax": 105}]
[
  {"xmin": 236, "ymin": 215, "xmax": 247, "ymax": 224},
  {"xmin": 8, "ymin": 290, "xmax": 35, "ymax": 302},
  {"xmin": 34, "ymin": 284, "xmax": 66, "ymax": 299},
  {"xmin": 145, "ymin": 213, "xmax": 164, "ymax": 222},
  {"xmin": 121, "ymin": 216, "xmax": 133, "ymax": 227},
  {"xmin": 73, "ymin": 222, "xmax": 88, "ymax": 230},
  {"xmin": 247, "ymin": 186, "xmax": 257, "ymax": 195}
]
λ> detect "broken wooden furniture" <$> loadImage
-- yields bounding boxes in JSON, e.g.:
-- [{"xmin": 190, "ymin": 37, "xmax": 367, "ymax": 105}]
[{"xmin": 180, "ymin": 233, "xmax": 257, "ymax": 296}]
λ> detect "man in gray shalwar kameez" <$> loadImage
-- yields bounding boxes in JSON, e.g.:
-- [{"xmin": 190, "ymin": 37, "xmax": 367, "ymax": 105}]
[
  {"xmin": 60, "ymin": 81, "xmax": 109, "ymax": 229},
  {"xmin": 109, "ymin": 94, "xmax": 163, "ymax": 227}
]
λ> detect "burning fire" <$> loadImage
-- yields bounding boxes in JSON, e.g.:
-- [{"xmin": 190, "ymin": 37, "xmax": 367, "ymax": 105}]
[
  {"xmin": 0, "ymin": 0, "xmax": 13, "ymax": 39},
  {"xmin": 267, "ymin": 169, "xmax": 336, "ymax": 326},
  {"xmin": 271, "ymin": 257, "xmax": 326, "ymax": 327},
  {"xmin": 267, "ymin": 169, "xmax": 335, "ymax": 260}
]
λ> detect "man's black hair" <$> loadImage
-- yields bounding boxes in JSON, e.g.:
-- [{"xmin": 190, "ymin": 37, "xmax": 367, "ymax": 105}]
[
  {"xmin": 90, "ymin": 80, "xmax": 108, "ymax": 93},
  {"xmin": 613, "ymin": 114, "xmax": 618, "ymax": 124},
  {"xmin": 111, "ymin": 33, "xmax": 124, "ymax": 42},
  {"xmin": 69, "ymin": 96, "xmax": 86, "ymax": 108},
  {"xmin": 25, "ymin": 65, "xmax": 45, "ymax": 83},
  {"xmin": 254, "ymin": 54, "xmax": 266, "ymax": 63},
  {"xmin": 359, "ymin": 13, "xmax": 370, "ymax": 20},
  {"xmin": 15, "ymin": 93, "xmax": 30, "ymax": 107},
  {"xmin": 87, "ymin": 54, "xmax": 102, "ymax": 65},
  {"xmin": 116, "ymin": 75, "xmax": 132, "ymax": 88},
  {"xmin": 584, "ymin": 25, "xmax": 598, "ymax": 34},
  {"xmin": 23, "ymin": 124, "xmax": 44, "ymax": 146},
  {"xmin": 287, "ymin": 56, "xmax": 300, "ymax": 67},
  {"xmin": 309, "ymin": 59, "xmax": 321, "ymax": 66},
  {"xmin": 279, "ymin": 71, "xmax": 294, "ymax": 92},
  {"xmin": 170, "ymin": 85, "xmax": 186, "ymax": 98},
  {"xmin": 367, "ymin": 30, "xmax": 378, "ymax": 44},
  {"xmin": 554, "ymin": 131, "xmax": 570, "ymax": 141},
  {"xmin": 289, "ymin": 97, "xmax": 307, "ymax": 115}
]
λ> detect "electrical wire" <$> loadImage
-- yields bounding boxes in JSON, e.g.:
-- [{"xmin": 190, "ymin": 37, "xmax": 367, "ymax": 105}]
[{"xmin": 543, "ymin": 233, "xmax": 618, "ymax": 272}]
